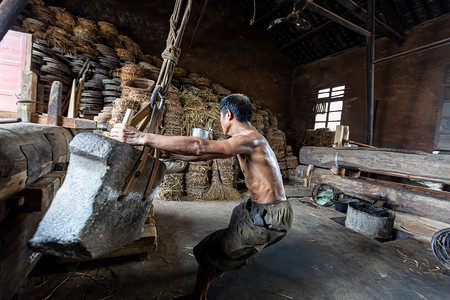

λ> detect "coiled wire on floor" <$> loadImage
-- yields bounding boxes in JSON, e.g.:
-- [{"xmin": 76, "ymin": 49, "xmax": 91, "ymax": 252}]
[{"xmin": 431, "ymin": 228, "xmax": 450, "ymax": 270}]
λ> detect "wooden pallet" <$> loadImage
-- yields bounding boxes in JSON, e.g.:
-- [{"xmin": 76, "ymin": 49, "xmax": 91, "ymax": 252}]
[{"xmin": 56, "ymin": 204, "xmax": 157, "ymax": 264}]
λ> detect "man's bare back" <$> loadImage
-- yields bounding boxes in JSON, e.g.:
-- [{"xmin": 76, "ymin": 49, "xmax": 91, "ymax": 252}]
[{"xmin": 234, "ymin": 130, "xmax": 286, "ymax": 203}]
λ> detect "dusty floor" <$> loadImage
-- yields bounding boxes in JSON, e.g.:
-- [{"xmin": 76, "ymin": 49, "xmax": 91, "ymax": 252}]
[{"xmin": 18, "ymin": 187, "xmax": 450, "ymax": 300}]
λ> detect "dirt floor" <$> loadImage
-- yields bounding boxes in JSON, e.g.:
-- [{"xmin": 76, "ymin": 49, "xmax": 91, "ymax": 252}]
[{"xmin": 18, "ymin": 186, "xmax": 450, "ymax": 300}]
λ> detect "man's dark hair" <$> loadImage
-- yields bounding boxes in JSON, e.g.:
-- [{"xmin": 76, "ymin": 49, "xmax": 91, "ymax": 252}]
[{"xmin": 220, "ymin": 93, "xmax": 252, "ymax": 123}]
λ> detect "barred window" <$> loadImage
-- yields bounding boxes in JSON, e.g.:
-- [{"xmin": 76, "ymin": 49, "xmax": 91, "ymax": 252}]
[{"xmin": 314, "ymin": 85, "xmax": 345, "ymax": 131}]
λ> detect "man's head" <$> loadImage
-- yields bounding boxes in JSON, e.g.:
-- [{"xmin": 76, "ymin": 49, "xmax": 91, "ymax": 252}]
[{"xmin": 219, "ymin": 93, "xmax": 252, "ymax": 123}]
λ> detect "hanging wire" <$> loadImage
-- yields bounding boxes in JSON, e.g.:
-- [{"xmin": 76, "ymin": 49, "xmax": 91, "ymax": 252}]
[
  {"xmin": 431, "ymin": 228, "xmax": 450, "ymax": 270},
  {"xmin": 250, "ymin": 0, "xmax": 256, "ymax": 25}
]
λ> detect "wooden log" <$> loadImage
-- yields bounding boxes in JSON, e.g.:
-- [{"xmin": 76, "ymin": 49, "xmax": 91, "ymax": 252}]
[
  {"xmin": 0, "ymin": 123, "xmax": 72, "ymax": 202},
  {"xmin": 0, "ymin": 212, "xmax": 43, "ymax": 300},
  {"xmin": 300, "ymin": 146, "xmax": 450, "ymax": 184},
  {"xmin": 394, "ymin": 211, "xmax": 450, "ymax": 243},
  {"xmin": 313, "ymin": 174, "xmax": 450, "ymax": 224}
]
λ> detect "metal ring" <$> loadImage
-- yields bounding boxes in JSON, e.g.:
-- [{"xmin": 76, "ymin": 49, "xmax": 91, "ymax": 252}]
[{"xmin": 150, "ymin": 85, "xmax": 162, "ymax": 108}]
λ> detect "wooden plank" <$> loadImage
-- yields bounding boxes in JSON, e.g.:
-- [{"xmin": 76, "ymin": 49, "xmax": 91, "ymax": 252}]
[
  {"xmin": 313, "ymin": 174, "xmax": 450, "ymax": 224},
  {"xmin": 17, "ymin": 176, "xmax": 61, "ymax": 212},
  {"xmin": 32, "ymin": 113, "xmax": 98, "ymax": 129},
  {"xmin": 47, "ymin": 81, "xmax": 63, "ymax": 126},
  {"xmin": 394, "ymin": 211, "xmax": 450, "ymax": 243},
  {"xmin": 300, "ymin": 146, "xmax": 450, "ymax": 184},
  {"xmin": 0, "ymin": 212, "xmax": 43, "ymax": 300},
  {"xmin": 0, "ymin": 170, "xmax": 27, "ymax": 202}
]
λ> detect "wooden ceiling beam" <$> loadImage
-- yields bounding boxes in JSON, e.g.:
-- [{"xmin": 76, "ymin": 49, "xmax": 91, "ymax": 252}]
[
  {"xmin": 334, "ymin": 0, "xmax": 404, "ymax": 44},
  {"xmin": 279, "ymin": 10, "xmax": 352, "ymax": 51}
]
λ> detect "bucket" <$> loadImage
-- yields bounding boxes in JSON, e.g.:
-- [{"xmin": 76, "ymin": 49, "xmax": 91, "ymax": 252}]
[
  {"xmin": 192, "ymin": 128, "xmax": 212, "ymax": 140},
  {"xmin": 345, "ymin": 203, "xmax": 395, "ymax": 240},
  {"xmin": 334, "ymin": 198, "xmax": 359, "ymax": 213}
]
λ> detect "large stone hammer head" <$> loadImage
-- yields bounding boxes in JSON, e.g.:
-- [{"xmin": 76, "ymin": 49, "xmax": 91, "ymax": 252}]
[{"xmin": 28, "ymin": 133, "xmax": 166, "ymax": 259}]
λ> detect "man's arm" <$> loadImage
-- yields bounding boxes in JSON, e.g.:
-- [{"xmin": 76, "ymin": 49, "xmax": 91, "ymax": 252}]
[{"xmin": 111, "ymin": 124, "xmax": 256, "ymax": 160}]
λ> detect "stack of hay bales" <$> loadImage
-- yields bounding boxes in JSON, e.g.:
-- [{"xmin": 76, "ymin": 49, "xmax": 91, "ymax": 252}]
[
  {"xmin": 266, "ymin": 129, "xmax": 287, "ymax": 178},
  {"xmin": 185, "ymin": 161, "xmax": 211, "ymax": 199},
  {"xmin": 285, "ymin": 145, "xmax": 299, "ymax": 170},
  {"xmin": 211, "ymin": 82, "xmax": 232, "ymax": 97},
  {"xmin": 156, "ymin": 86, "xmax": 185, "ymax": 201},
  {"xmin": 216, "ymin": 157, "xmax": 239, "ymax": 189},
  {"xmin": 180, "ymin": 87, "xmax": 220, "ymax": 136}
]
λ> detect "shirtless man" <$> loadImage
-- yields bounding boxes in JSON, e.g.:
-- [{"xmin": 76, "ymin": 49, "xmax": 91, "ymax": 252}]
[{"xmin": 111, "ymin": 93, "xmax": 293, "ymax": 300}]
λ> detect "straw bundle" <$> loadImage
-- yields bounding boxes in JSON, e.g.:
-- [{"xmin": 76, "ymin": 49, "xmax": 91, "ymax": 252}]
[
  {"xmin": 108, "ymin": 97, "xmax": 141, "ymax": 126},
  {"xmin": 181, "ymin": 86, "xmax": 219, "ymax": 103},
  {"xmin": 290, "ymin": 128, "xmax": 334, "ymax": 152},
  {"xmin": 163, "ymin": 86, "xmax": 183, "ymax": 130},
  {"xmin": 186, "ymin": 186, "xmax": 209, "ymax": 199},
  {"xmin": 203, "ymin": 159, "xmax": 240, "ymax": 201},
  {"xmin": 120, "ymin": 64, "xmax": 144, "ymax": 83},
  {"xmin": 97, "ymin": 21, "xmax": 119, "ymax": 46},
  {"xmin": 151, "ymin": 55, "xmax": 164, "ymax": 68},
  {"xmin": 116, "ymin": 48, "xmax": 135, "ymax": 62},
  {"xmin": 181, "ymin": 88, "xmax": 220, "ymax": 136},
  {"xmin": 211, "ymin": 83, "xmax": 232, "ymax": 96},
  {"xmin": 71, "ymin": 35, "xmax": 99, "ymax": 56},
  {"xmin": 211, "ymin": 118, "xmax": 224, "ymax": 140},
  {"xmin": 49, "ymin": 6, "xmax": 76, "ymax": 32},
  {"xmin": 28, "ymin": 0, "xmax": 45, "ymax": 6},
  {"xmin": 216, "ymin": 157, "xmax": 237, "ymax": 188},
  {"xmin": 174, "ymin": 67, "xmax": 188, "ymax": 78},
  {"xmin": 74, "ymin": 17, "xmax": 99, "ymax": 44},
  {"xmin": 30, "ymin": 5, "xmax": 53, "ymax": 24},
  {"xmin": 116, "ymin": 35, "xmax": 142, "ymax": 58},
  {"xmin": 22, "ymin": 18, "xmax": 46, "ymax": 34},
  {"xmin": 186, "ymin": 161, "xmax": 211, "ymax": 199},
  {"xmin": 46, "ymin": 26, "xmax": 76, "ymax": 52},
  {"xmin": 138, "ymin": 54, "xmax": 154, "ymax": 64},
  {"xmin": 156, "ymin": 173, "xmax": 185, "ymax": 201},
  {"xmin": 192, "ymin": 77, "xmax": 211, "ymax": 88}
]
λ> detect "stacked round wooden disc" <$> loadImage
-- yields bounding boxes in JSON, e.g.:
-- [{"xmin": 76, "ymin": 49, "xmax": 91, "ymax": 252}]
[
  {"xmin": 102, "ymin": 78, "xmax": 121, "ymax": 107},
  {"xmin": 185, "ymin": 161, "xmax": 211, "ymax": 199},
  {"xmin": 38, "ymin": 54, "xmax": 72, "ymax": 104},
  {"xmin": 95, "ymin": 44, "xmax": 121, "ymax": 70}
]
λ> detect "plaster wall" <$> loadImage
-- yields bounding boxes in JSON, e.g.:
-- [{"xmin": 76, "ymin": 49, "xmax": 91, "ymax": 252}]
[{"xmin": 290, "ymin": 14, "xmax": 450, "ymax": 152}]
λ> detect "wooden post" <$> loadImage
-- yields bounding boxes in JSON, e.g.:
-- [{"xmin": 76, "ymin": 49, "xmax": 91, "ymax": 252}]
[
  {"xmin": 17, "ymin": 71, "xmax": 38, "ymax": 122},
  {"xmin": 334, "ymin": 125, "xmax": 344, "ymax": 147},
  {"xmin": 304, "ymin": 164, "xmax": 315, "ymax": 187},
  {"xmin": 343, "ymin": 125, "xmax": 350, "ymax": 146},
  {"xmin": 67, "ymin": 79, "xmax": 77, "ymax": 118},
  {"xmin": 47, "ymin": 81, "xmax": 63, "ymax": 126}
]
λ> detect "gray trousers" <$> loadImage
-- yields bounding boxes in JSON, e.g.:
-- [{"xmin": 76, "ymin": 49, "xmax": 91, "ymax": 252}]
[{"xmin": 193, "ymin": 198, "xmax": 293, "ymax": 277}]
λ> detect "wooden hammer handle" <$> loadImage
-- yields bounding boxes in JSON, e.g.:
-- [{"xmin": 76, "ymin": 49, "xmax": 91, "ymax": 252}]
[{"xmin": 122, "ymin": 109, "xmax": 135, "ymax": 125}]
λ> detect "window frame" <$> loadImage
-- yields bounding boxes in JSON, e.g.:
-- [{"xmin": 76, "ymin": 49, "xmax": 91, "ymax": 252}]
[{"xmin": 314, "ymin": 85, "xmax": 345, "ymax": 131}]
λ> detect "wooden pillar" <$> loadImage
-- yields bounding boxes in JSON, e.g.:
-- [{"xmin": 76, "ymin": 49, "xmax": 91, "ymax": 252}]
[{"xmin": 366, "ymin": 0, "xmax": 375, "ymax": 145}]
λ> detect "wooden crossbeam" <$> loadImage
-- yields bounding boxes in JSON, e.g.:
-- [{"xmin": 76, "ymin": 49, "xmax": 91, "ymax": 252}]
[{"xmin": 334, "ymin": 0, "xmax": 404, "ymax": 43}]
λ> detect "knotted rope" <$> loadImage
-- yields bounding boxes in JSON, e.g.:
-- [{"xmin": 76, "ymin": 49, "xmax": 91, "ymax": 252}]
[{"xmin": 157, "ymin": 0, "xmax": 193, "ymax": 97}]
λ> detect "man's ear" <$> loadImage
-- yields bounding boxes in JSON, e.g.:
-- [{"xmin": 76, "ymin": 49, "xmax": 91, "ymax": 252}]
[{"xmin": 226, "ymin": 109, "xmax": 233, "ymax": 120}]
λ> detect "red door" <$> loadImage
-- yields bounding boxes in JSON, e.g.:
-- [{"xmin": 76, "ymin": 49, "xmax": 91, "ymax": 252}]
[{"xmin": 0, "ymin": 30, "xmax": 31, "ymax": 112}]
